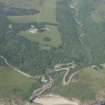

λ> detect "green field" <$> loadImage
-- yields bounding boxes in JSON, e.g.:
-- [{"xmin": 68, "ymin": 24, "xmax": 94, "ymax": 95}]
[
  {"xmin": 18, "ymin": 26, "xmax": 62, "ymax": 48},
  {"xmin": 7, "ymin": 15, "xmax": 38, "ymax": 23},
  {"xmin": 36, "ymin": 0, "xmax": 57, "ymax": 23},
  {"xmin": 7, "ymin": 0, "xmax": 57, "ymax": 23},
  {"xmin": 0, "ymin": 0, "xmax": 39, "ymax": 9},
  {"xmin": 52, "ymin": 67, "xmax": 105, "ymax": 101},
  {"xmin": 0, "ymin": 66, "xmax": 40, "ymax": 99}
]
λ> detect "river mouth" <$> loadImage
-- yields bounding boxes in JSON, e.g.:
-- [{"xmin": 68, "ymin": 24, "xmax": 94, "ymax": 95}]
[{"xmin": 34, "ymin": 94, "xmax": 79, "ymax": 105}]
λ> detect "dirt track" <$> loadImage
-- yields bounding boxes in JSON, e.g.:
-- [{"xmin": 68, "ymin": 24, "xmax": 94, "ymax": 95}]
[
  {"xmin": 0, "ymin": 54, "xmax": 79, "ymax": 104},
  {"xmin": 53, "ymin": 64, "xmax": 79, "ymax": 86},
  {"xmin": 0, "ymin": 55, "xmax": 33, "ymax": 78},
  {"xmin": 34, "ymin": 94, "xmax": 79, "ymax": 105}
]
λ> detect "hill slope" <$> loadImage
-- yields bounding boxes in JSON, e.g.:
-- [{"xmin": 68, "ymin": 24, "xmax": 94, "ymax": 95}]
[{"xmin": 0, "ymin": 0, "xmax": 105, "ymax": 104}]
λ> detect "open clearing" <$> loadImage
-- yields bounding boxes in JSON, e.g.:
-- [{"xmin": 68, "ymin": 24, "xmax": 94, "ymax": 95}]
[
  {"xmin": 7, "ymin": 0, "xmax": 61, "ymax": 48},
  {"xmin": 36, "ymin": 0, "xmax": 57, "ymax": 23},
  {"xmin": 7, "ymin": 0, "xmax": 57, "ymax": 23},
  {"xmin": 18, "ymin": 26, "xmax": 62, "ymax": 48},
  {"xmin": 0, "ymin": 0, "xmax": 39, "ymax": 9},
  {"xmin": 7, "ymin": 15, "xmax": 38, "ymax": 23},
  {"xmin": 34, "ymin": 94, "xmax": 79, "ymax": 105}
]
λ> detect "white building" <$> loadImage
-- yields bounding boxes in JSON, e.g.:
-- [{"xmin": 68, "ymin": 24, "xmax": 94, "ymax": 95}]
[
  {"xmin": 8, "ymin": 24, "xmax": 12, "ymax": 29},
  {"xmin": 28, "ymin": 28, "xmax": 38, "ymax": 33}
]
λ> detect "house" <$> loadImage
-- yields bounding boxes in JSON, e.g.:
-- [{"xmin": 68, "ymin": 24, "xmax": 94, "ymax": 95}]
[
  {"xmin": 38, "ymin": 26, "xmax": 49, "ymax": 33},
  {"xmin": 28, "ymin": 28, "xmax": 38, "ymax": 33},
  {"xmin": 28, "ymin": 25, "xmax": 49, "ymax": 33}
]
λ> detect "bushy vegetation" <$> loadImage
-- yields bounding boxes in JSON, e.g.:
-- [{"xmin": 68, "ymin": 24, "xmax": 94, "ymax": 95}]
[
  {"xmin": 52, "ymin": 67, "xmax": 105, "ymax": 101},
  {"xmin": 0, "ymin": 66, "xmax": 41, "ymax": 99},
  {"xmin": 79, "ymin": 0, "xmax": 105, "ymax": 64},
  {"xmin": 56, "ymin": 0, "xmax": 87, "ymax": 64}
]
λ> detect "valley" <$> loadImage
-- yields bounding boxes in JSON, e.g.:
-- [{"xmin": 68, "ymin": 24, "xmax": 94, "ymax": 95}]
[{"xmin": 0, "ymin": 0, "xmax": 105, "ymax": 105}]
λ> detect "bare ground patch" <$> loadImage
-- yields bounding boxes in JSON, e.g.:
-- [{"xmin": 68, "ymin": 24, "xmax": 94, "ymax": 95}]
[{"xmin": 34, "ymin": 94, "xmax": 80, "ymax": 105}]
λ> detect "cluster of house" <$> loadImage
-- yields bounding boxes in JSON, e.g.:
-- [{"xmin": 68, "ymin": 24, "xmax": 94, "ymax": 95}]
[
  {"xmin": 8, "ymin": 24, "xmax": 49, "ymax": 34},
  {"xmin": 28, "ymin": 25, "xmax": 49, "ymax": 34}
]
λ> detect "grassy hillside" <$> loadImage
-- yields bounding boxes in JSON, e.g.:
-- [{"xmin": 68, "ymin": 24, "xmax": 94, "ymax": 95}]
[
  {"xmin": 1, "ymin": 65, "xmax": 105, "ymax": 102},
  {"xmin": 0, "ymin": 0, "xmax": 39, "ymax": 9},
  {"xmin": 18, "ymin": 26, "xmax": 62, "ymax": 48},
  {"xmin": 0, "ymin": 66, "xmax": 41, "ymax": 99},
  {"xmin": 7, "ymin": 15, "xmax": 38, "ymax": 23},
  {"xmin": 52, "ymin": 67, "xmax": 105, "ymax": 101},
  {"xmin": 36, "ymin": 0, "xmax": 57, "ymax": 23},
  {"xmin": 1, "ymin": 0, "xmax": 105, "ymax": 102}
]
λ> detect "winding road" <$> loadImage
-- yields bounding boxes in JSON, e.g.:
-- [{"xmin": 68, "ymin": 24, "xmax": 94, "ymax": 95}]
[
  {"xmin": 0, "ymin": 55, "xmax": 79, "ymax": 103},
  {"xmin": 30, "ymin": 62, "xmax": 79, "ymax": 102},
  {"xmin": 52, "ymin": 63, "xmax": 79, "ymax": 85}
]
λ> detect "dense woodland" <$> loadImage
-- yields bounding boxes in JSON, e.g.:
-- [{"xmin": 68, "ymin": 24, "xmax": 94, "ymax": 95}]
[{"xmin": 0, "ymin": 0, "xmax": 105, "ymax": 75}]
